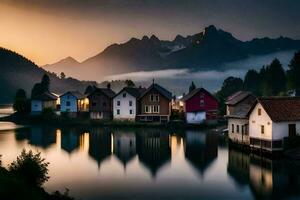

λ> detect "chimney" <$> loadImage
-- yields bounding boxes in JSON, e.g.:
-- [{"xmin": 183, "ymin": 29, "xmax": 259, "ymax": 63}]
[{"xmin": 107, "ymin": 83, "xmax": 111, "ymax": 89}]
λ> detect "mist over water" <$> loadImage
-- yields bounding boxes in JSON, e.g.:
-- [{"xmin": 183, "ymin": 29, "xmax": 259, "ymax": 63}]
[{"xmin": 103, "ymin": 50, "xmax": 296, "ymax": 95}]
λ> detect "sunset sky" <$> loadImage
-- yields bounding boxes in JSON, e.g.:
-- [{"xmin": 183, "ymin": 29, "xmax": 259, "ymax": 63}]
[{"xmin": 1, "ymin": 0, "xmax": 300, "ymax": 66}]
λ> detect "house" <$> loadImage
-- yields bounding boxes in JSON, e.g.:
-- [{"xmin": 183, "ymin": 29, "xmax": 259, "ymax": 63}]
[
  {"xmin": 136, "ymin": 83, "xmax": 172, "ymax": 123},
  {"xmin": 87, "ymin": 86, "xmax": 115, "ymax": 120},
  {"xmin": 225, "ymin": 91, "xmax": 256, "ymax": 145},
  {"xmin": 113, "ymin": 87, "xmax": 146, "ymax": 121},
  {"xmin": 60, "ymin": 91, "xmax": 89, "ymax": 117},
  {"xmin": 182, "ymin": 88, "xmax": 218, "ymax": 124},
  {"xmin": 31, "ymin": 91, "xmax": 58, "ymax": 114},
  {"xmin": 248, "ymin": 97, "xmax": 300, "ymax": 151}
]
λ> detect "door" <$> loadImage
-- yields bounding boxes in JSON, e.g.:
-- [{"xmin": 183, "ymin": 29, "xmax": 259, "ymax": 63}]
[{"xmin": 288, "ymin": 124, "xmax": 296, "ymax": 137}]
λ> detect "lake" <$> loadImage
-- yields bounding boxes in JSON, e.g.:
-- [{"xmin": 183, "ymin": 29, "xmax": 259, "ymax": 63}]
[{"xmin": 0, "ymin": 123, "xmax": 300, "ymax": 200}]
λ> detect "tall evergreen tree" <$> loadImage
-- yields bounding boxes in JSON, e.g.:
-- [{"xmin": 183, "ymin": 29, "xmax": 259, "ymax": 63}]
[
  {"xmin": 41, "ymin": 74, "xmax": 50, "ymax": 91},
  {"xmin": 13, "ymin": 89, "xmax": 29, "ymax": 114},
  {"xmin": 244, "ymin": 69, "xmax": 261, "ymax": 95},
  {"xmin": 287, "ymin": 51, "xmax": 300, "ymax": 92},
  {"xmin": 189, "ymin": 81, "xmax": 196, "ymax": 92},
  {"xmin": 263, "ymin": 59, "xmax": 287, "ymax": 96}
]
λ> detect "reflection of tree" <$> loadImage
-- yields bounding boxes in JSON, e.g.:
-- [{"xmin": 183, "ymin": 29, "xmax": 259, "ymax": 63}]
[
  {"xmin": 227, "ymin": 148, "xmax": 250, "ymax": 187},
  {"xmin": 184, "ymin": 131, "xmax": 218, "ymax": 176},
  {"xmin": 88, "ymin": 128, "xmax": 111, "ymax": 168},
  {"xmin": 113, "ymin": 131, "xmax": 136, "ymax": 168},
  {"xmin": 136, "ymin": 129, "xmax": 171, "ymax": 177},
  {"xmin": 60, "ymin": 127, "xmax": 80, "ymax": 153},
  {"xmin": 15, "ymin": 126, "xmax": 56, "ymax": 149}
]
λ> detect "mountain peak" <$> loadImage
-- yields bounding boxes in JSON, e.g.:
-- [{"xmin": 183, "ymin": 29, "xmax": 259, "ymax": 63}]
[
  {"xmin": 142, "ymin": 36, "xmax": 149, "ymax": 41},
  {"xmin": 150, "ymin": 34, "xmax": 160, "ymax": 42},
  {"xmin": 204, "ymin": 25, "xmax": 218, "ymax": 36}
]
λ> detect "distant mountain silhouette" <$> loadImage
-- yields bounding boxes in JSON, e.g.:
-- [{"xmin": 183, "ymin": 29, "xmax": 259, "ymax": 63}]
[
  {"xmin": 43, "ymin": 25, "xmax": 300, "ymax": 81},
  {"xmin": 0, "ymin": 48, "xmax": 96, "ymax": 104},
  {"xmin": 43, "ymin": 56, "xmax": 80, "ymax": 77}
]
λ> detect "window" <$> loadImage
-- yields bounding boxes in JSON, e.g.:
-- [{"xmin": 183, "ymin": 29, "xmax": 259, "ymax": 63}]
[
  {"xmin": 237, "ymin": 125, "xmax": 240, "ymax": 133},
  {"xmin": 150, "ymin": 94, "xmax": 154, "ymax": 101},
  {"xmin": 117, "ymin": 109, "xmax": 120, "ymax": 115},
  {"xmin": 231, "ymin": 124, "xmax": 234, "ymax": 133},
  {"xmin": 261, "ymin": 125, "xmax": 265, "ymax": 134},
  {"xmin": 123, "ymin": 93, "xmax": 126, "ymax": 98},
  {"xmin": 117, "ymin": 101, "xmax": 120, "ymax": 106},
  {"xmin": 145, "ymin": 105, "xmax": 151, "ymax": 113},
  {"xmin": 258, "ymin": 108, "xmax": 261, "ymax": 116},
  {"xmin": 129, "ymin": 109, "xmax": 133, "ymax": 114},
  {"xmin": 152, "ymin": 105, "xmax": 160, "ymax": 113},
  {"xmin": 200, "ymin": 99, "xmax": 205, "ymax": 107},
  {"xmin": 103, "ymin": 102, "xmax": 107, "ymax": 107},
  {"xmin": 242, "ymin": 125, "xmax": 244, "ymax": 134},
  {"xmin": 150, "ymin": 94, "xmax": 159, "ymax": 102},
  {"xmin": 129, "ymin": 101, "xmax": 132, "ymax": 106},
  {"xmin": 92, "ymin": 102, "xmax": 96, "ymax": 106},
  {"xmin": 66, "ymin": 101, "xmax": 71, "ymax": 106},
  {"xmin": 155, "ymin": 94, "xmax": 159, "ymax": 102}
]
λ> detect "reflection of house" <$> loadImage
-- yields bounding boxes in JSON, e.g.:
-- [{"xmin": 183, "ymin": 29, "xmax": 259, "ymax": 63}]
[
  {"xmin": 88, "ymin": 128, "xmax": 112, "ymax": 167},
  {"xmin": 249, "ymin": 155, "xmax": 300, "ymax": 199},
  {"xmin": 184, "ymin": 130, "xmax": 218, "ymax": 175},
  {"xmin": 113, "ymin": 87, "xmax": 145, "ymax": 121},
  {"xmin": 182, "ymin": 88, "xmax": 218, "ymax": 124},
  {"xmin": 136, "ymin": 83, "xmax": 172, "ymax": 123},
  {"xmin": 31, "ymin": 91, "xmax": 58, "ymax": 114},
  {"xmin": 227, "ymin": 148, "xmax": 250, "ymax": 187},
  {"xmin": 226, "ymin": 91, "xmax": 256, "ymax": 145},
  {"xmin": 171, "ymin": 96, "xmax": 184, "ymax": 113},
  {"xmin": 113, "ymin": 131, "xmax": 136, "ymax": 167},
  {"xmin": 60, "ymin": 91, "xmax": 89, "ymax": 117},
  {"xmin": 248, "ymin": 97, "xmax": 300, "ymax": 151},
  {"xmin": 136, "ymin": 129, "xmax": 171, "ymax": 177},
  {"xmin": 88, "ymin": 86, "xmax": 115, "ymax": 120},
  {"xmin": 60, "ymin": 128, "xmax": 80, "ymax": 153}
]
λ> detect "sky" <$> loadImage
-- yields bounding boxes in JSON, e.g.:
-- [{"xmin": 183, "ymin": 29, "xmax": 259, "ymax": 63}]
[{"xmin": 0, "ymin": 0, "xmax": 300, "ymax": 65}]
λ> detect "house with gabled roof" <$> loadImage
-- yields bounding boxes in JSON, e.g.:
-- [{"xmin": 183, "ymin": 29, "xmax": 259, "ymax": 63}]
[
  {"xmin": 113, "ymin": 87, "xmax": 146, "ymax": 121},
  {"xmin": 182, "ymin": 88, "xmax": 218, "ymax": 124},
  {"xmin": 248, "ymin": 97, "xmax": 300, "ymax": 151},
  {"xmin": 225, "ymin": 91, "xmax": 256, "ymax": 145},
  {"xmin": 136, "ymin": 83, "xmax": 172, "ymax": 123},
  {"xmin": 31, "ymin": 91, "xmax": 58, "ymax": 114},
  {"xmin": 87, "ymin": 86, "xmax": 115, "ymax": 120},
  {"xmin": 60, "ymin": 91, "xmax": 89, "ymax": 117}
]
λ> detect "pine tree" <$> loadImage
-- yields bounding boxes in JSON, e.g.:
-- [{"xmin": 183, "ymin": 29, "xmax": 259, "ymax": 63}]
[
  {"xmin": 287, "ymin": 51, "xmax": 300, "ymax": 93},
  {"xmin": 189, "ymin": 81, "xmax": 196, "ymax": 92}
]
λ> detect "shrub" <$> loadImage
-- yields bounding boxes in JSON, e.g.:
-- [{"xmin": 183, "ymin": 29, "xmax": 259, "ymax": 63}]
[{"xmin": 9, "ymin": 149, "xmax": 49, "ymax": 187}]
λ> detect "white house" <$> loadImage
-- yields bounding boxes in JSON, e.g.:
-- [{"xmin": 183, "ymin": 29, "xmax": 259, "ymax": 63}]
[
  {"xmin": 248, "ymin": 97, "xmax": 300, "ymax": 151},
  {"xmin": 225, "ymin": 91, "xmax": 256, "ymax": 145},
  {"xmin": 113, "ymin": 87, "xmax": 145, "ymax": 121},
  {"xmin": 31, "ymin": 91, "xmax": 58, "ymax": 114},
  {"xmin": 60, "ymin": 91, "xmax": 89, "ymax": 117}
]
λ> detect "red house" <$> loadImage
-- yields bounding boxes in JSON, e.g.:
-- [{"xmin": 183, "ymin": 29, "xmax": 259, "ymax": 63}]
[{"xmin": 182, "ymin": 88, "xmax": 219, "ymax": 124}]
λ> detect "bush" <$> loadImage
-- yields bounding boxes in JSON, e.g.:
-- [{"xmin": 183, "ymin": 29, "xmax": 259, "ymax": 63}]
[
  {"xmin": 42, "ymin": 108, "xmax": 56, "ymax": 119},
  {"xmin": 9, "ymin": 149, "xmax": 49, "ymax": 187}
]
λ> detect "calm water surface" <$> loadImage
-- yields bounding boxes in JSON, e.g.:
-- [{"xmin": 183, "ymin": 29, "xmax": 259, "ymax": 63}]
[{"xmin": 0, "ymin": 123, "xmax": 299, "ymax": 200}]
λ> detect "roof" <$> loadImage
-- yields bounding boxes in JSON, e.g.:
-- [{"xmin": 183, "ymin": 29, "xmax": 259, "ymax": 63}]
[
  {"xmin": 60, "ymin": 91, "xmax": 85, "ymax": 99},
  {"xmin": 139, "ymin": 83, "xmax": 172, "ymax": 100},
  {"xmin": 181, "ymin": 88, "xmax": 217, "ymax": 102},
  {"xmin": 114, "ymin": 87, "xmax": 146, "ymax": 98},
  {"xmin": 226, "ymin": 94, "xmax": 256, "ymax": 119},
  {"xmin": 88, "ymin": 87, "xmax": 115, "ymax": 98},
  {"xmin": 226, "ymin": 91, "xmax": 252, "ymax": 106},
  {"xmin": 32, "ymin": 91, "xmax": 58, "ymax": 101},
  {"xmin": 249, "ymin": 97, "xmax": 300, "ymax": 122}
]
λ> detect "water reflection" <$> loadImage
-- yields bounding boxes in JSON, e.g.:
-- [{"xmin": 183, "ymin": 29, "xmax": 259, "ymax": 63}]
[
  {"xmin": 2, "ymin": 125, "xmax": 300, "ymax": 199},
  {"xmin": 228, "ymin": 148, "xmax": 300, "ymax": 199}
]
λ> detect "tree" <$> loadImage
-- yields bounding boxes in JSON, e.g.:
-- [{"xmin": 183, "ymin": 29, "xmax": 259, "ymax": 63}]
[
  {"xmin": 41, "ymin": 74, "xmax": 50, "ymax": 91},
  {"xmin": 60, "ymin": 72, "xmax": 66, "ymax": 79},
  {"xmin": 125, "ymin": 79, "xmax": 135, "ymax": 87},
  {"xmin": 287, "ymin": 51, "xmax": 300, "ymax": 92},
  {"xmin": 244, "ymin": 69, "xmax": 261, "ymax": 95},
  {"xmin": 262, "ymin": 59, "xmax": 287, "ymax": 96},
  {"xmin": 13, "ymin": 89, "xmax": 29, "ymax": 114},
  {"xmin": 9, "ymin": 149, "xmax": 49, "ymax": 187},
  {"xmin": 189, "ymin": 81, "xmax": 196, "ymax": 92}
]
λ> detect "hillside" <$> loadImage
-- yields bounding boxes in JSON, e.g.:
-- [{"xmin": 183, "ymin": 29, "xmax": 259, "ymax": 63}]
[
  {"xmin": 43, "ymin": 25, "xmax": 300, "ymax": 81},
  {"xmin": 0, "ymin": 48, "xmax": 97, "ymax": 104}
]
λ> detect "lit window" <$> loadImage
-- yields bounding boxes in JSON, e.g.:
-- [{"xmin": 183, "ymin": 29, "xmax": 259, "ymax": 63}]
[{"xmin": 261, "ymin": 125, "xmax": 264, "ymax": 134}]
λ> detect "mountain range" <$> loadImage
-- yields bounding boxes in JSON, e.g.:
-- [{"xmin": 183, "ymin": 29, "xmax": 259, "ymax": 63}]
[
  {"xmin": 43, "ymin": 25, "xmax": 300, "ymax": 81},
  {"xmin": 0, "ymin": 48, "xmax": 97, "ymax": 104}
]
